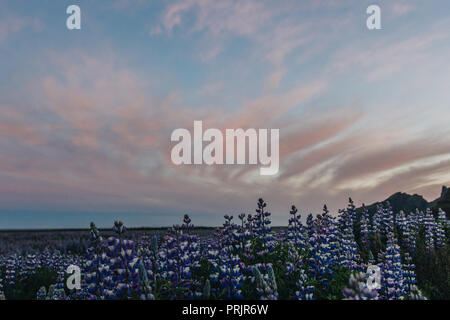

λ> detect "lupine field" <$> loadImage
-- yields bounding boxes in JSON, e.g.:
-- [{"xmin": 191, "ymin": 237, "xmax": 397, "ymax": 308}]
[{"xmin": 0, "ymin": 198, "xmax": 448, "ymax": 300}]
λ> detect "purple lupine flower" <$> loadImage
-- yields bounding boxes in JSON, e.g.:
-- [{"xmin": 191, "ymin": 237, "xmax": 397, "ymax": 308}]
[
  {"xmin": 338, "ymin": 200, "xmax": 360, "ymax": 271},
  {"xmin": 343, "ymin": 272, "xmax": 379, "ymax": 300},
  {"xmin": 360, "ymin": 204, "xmax": 370, "ymax": 251},
  {"xmin": 424, "ymin": 209, "xmax": 436, "ymax": 251},
  {"xmin": 380, "ymin": 234, "xmax": 406, "ymax": 300}
]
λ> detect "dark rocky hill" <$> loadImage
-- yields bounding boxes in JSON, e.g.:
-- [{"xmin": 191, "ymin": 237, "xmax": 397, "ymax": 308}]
[
  {"xmin": 430, "ymin": 186, "xmax": 450, "ymax": 218},
  {"xmin": 356, "ymin": 192, "xmax": 428, "ymax": 216},
  {"xmin": 356, "ymin": 186, "xmax": 449, "ymax": 219}
]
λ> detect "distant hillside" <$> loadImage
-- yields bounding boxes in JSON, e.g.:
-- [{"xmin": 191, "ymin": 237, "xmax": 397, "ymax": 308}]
[
  {"xmin": 356, "ymin": 192, "xmax": 429, "ymax": 216},
  {"xmin": 355, "ymin": 186, "xmax": 450, "ymax": 219},
  {"xmin": 430, "ymin": 186, "xmax": 450, "ymax": 218}
]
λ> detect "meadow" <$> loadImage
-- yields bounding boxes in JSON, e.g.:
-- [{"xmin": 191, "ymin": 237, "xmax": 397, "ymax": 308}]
[{"xmin": 0, "ymin": 198, "xmax": 448, "ymax": 300}]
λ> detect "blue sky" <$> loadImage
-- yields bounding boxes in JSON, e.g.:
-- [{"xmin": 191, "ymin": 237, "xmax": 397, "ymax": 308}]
[{"xmin": 1, "ymin": 0, "xmax": 450, "ymax": 229}]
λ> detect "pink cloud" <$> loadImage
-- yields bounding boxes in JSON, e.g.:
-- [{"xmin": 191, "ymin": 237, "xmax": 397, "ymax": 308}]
[{"xmin": 1, "ymin": 46, "xmax": 449, "ymax": 221}]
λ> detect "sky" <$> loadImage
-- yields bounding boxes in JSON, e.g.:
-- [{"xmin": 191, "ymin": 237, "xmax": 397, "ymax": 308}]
[{"xmin": 0, "ymin": 0, "xmax": 450, "ymax": 229}]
